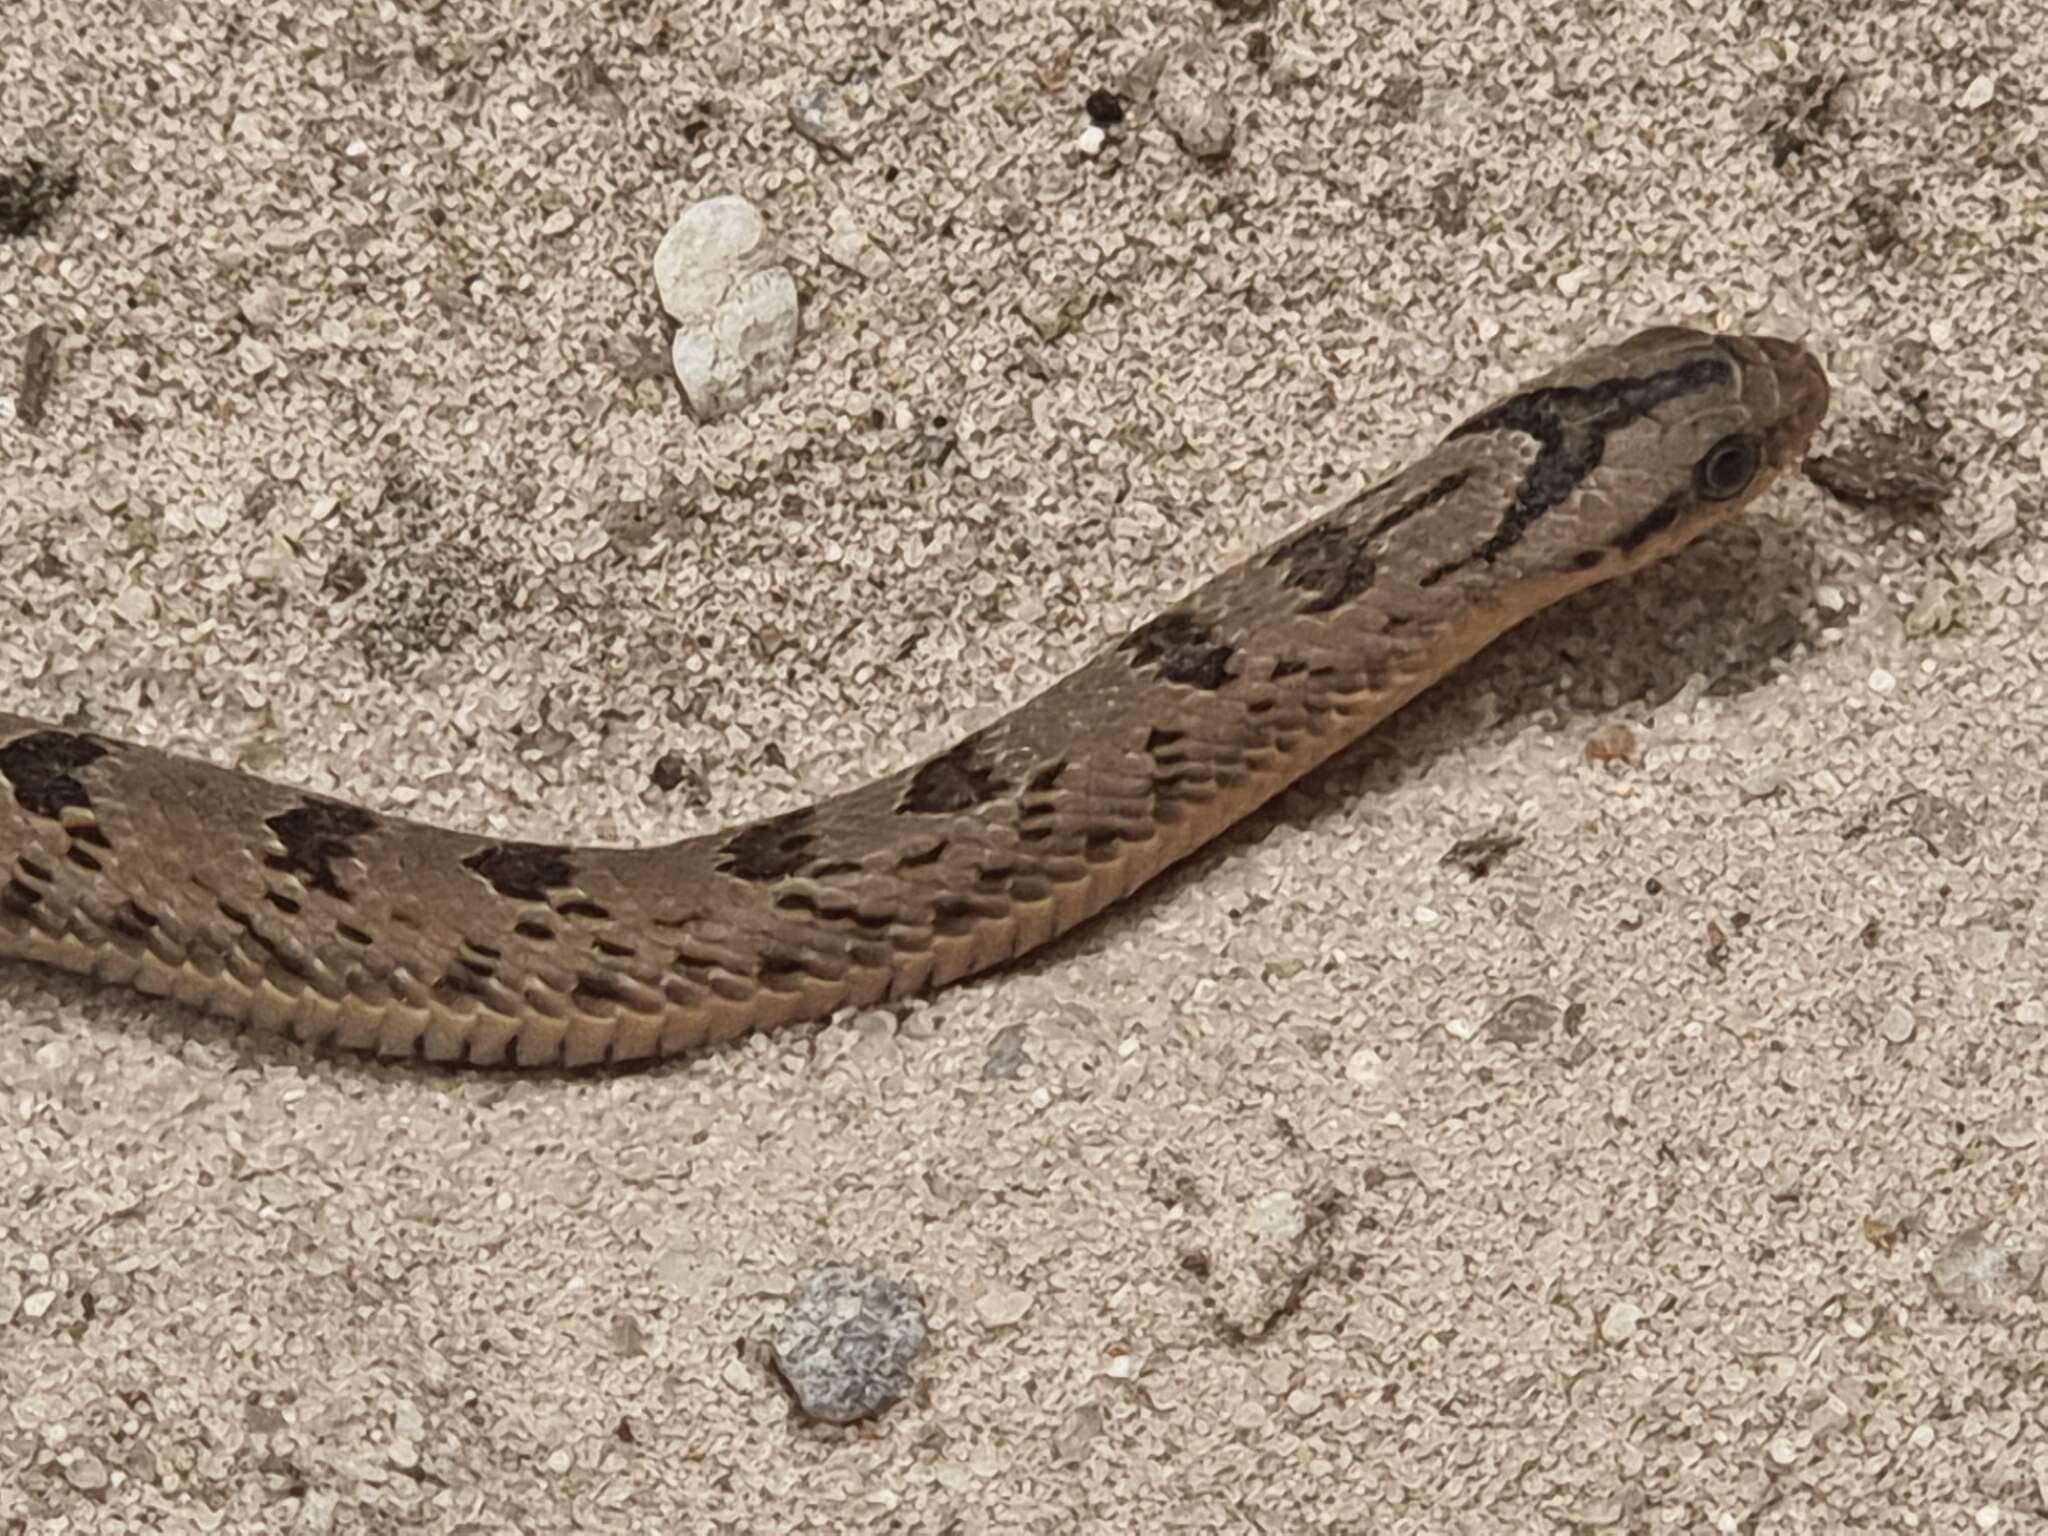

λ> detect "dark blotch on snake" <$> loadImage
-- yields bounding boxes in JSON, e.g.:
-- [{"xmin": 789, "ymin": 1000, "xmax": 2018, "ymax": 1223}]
[
  {"xmin": 265, "ymin": 800, "xmax": 380, "ymax": 901},
  {"xmin": 0, "ymin": 730, "xmax": 109, "ymax": 822},
  {"xmin": 1267, "ymin": 521, "xmax": 1375, "ymax": 615},
  {"xmin": 718, "ymin": 809, "xmax": 817, "ymax": 882},
  {"xmin": 1120, "ymin": 611, "xmax": 1235, "ymax": 690},
  {"xmin": 899, "ymin": 733, "xmax": 1010, "ymax": 815},
  {"xmin": 464, "ymin": 840, "xmax": 576, "ymax": 902},
  {"xmin": 1267, "ymin": 473, "xmax": 1469, "ymax": 614}
]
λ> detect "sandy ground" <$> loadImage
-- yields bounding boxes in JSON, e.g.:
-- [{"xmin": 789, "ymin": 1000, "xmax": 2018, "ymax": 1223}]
[{"xmin": 4, "ymin": 0, "xmax": 2046, "ymax": 1530}]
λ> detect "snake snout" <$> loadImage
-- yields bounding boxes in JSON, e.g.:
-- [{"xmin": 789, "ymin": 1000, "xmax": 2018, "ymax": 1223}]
[{"xmin": 1751, "ymin": 336, "xmax": 1831, "ymax": 457}]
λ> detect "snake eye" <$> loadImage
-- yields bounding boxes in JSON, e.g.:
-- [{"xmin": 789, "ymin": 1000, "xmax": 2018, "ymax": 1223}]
[{"xmin": 1696, "ymin": 434, "xmax": 1763, "ymax": 500}]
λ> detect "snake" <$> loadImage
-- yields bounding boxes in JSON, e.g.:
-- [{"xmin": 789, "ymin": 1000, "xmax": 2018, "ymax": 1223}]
[{"xmin": 0, "ymin": 326, "xmax": 1829, "ymax": 1068}]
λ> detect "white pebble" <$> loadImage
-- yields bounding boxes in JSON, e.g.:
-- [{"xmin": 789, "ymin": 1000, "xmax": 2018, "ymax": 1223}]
[
  {"xmin": 1960, "ymin": 73, "xmax": 1996, "ymax": 110},
  {"xmin": 1600, "ymin": 1299, "xmax": 1643, "ymax": 1343},
  {"xmin": 1868, "ymin": 667, "xmax": 1897, "ymax": 694},
  {"xmin": 111, "ymin": 587, "xmax": 156, "ymax": 625},
  {"xmin": 975, "ymin": 1284, "xmax": 1034, "ymax": 1327},
  {"xmin": 235, "ymin": 336, "xmax": 276, "ymax": 376},
  {"xmin": 1740, "ymin": 762, "xmax": 1784, "ymax": 800},
  {"xmin": 653, "ymin": 195, "xmax": 800, "ymax": 420},
  {"xmin": 1248, "ymin": 1191, "xmax": 1306, "ymax": 1243}
]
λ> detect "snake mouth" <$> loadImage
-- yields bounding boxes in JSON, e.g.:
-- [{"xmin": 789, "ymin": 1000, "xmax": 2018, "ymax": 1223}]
[{"xmin": 1752, "ymin": 335, "xmax": 1831, "ymax": 461}]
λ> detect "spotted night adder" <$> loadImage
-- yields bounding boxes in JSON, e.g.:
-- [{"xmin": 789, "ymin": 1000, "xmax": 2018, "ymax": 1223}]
[{"xmin": 1, "ymin": 326, "xmax": 1829, "ymax": 1067}]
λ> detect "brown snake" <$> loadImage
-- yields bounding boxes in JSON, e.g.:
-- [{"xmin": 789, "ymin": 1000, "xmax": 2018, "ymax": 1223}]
[{"xmin": 1, "ymin": 327, "xmax": 1829, "ymax": 1067}]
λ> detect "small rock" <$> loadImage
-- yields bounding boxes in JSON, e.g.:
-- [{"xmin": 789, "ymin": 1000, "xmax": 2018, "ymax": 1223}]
[
  {"xmin": 1905, "ymin": 791, "xmax": 1976, "ymax": 864},
  {"xmin": 772, "ymin": 1265, "xmax": 927, "ymax": 1424},
  {"xmin": 61, "ymin": 1449, "xmax": 109, "ymax": 1492},
  {"xmin": 1740, "ymin": 762, "xmax": 1785, "ymax": 801},
  {"xmin": 1990, "ymin": 1112, "xmax": 2038, "ymax": 1150},
  {"xmin": 1583, "ymin": 724, "xmax": 1639, "ymax": 766},
  {"xmin": 1441, "ymin": 830, "xmax": 1523, "ymax": 878},
  {"xmin": 1959, "ymin": 73, "xmax": 1997, "ymax": 111},
  {"xmin": 1930, "ymin": 1223, "xmax": 2047, "ymax": 1318},
  {"xmin": 1270, "ymin": 43, "xmax": 1323, "ymax": 85},
  {"xmin": 822, "ymin": 205, "xmax": 890, "ymax": 281},
  {"xmin": 1084, "ymin": 90, "xmax": 1124, "ymax": 127},
  {"xmin": 1485, "ymin": 995, "xmax": 1558, "ymax": 1047},
  {"xmin": 1878, "ymin": 1004, "xmax": 1917, "ymax": 1044},
  {"xmin": 1247, "ymin": 1190, "xmax": 1305, "ymax": 1243},
  {"xmin": 789, "ymin": 66, "xmax": 881, "ymax": 158},
  {"xmin": 1018, "ymin": 285, "xmax": 1097, "ymax": 343},
  {"xmin": 235, "ymin": 336, "xmax": 277, "ymax": 376},
  {"xmin": 1053, "ymin": 1402, "xmax": 1103, "ymax": 1463},
  {"xmin": 1343, "ymin": 1043, "xmax": 1384, "ymax": 1088},
  {"xmin": 983, "ymin": 1023, "xmax": 1030, "ymax": 1081},
  {"xmin": 974, "ymin": 1283, "xmax": 1033, "ymax": 1328},
  {"xmin": 1904, "ymin": 578, "xmax": 1958, "ymax": 637},
  {"xmin": 1155, "ymin": 49, "xmax": 1235, "ymax": 159},
  {"xmin": 1600, "ymin": 1299, "xmax": 1644, "ymax": 1343},
  {"xmin": 239, "ymin": 285, "xmax": 286, "ymax": 330},
  {"xmin": 111, "ymin": 586, "xmax": 156, "ymax": 625},
  {"xmin": 654, "ymin": 195, "xmax": 800, "ymax": 421}
]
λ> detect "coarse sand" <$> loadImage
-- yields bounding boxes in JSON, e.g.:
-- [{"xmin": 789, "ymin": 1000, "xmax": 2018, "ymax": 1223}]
[{"xmin": 4, "ymin": 1, "xmax": 2046, "ymax": 1529}]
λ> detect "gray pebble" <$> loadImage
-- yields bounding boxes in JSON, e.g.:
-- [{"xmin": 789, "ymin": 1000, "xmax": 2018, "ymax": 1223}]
[
  {"xmin": 1484, "ymin": 994, "xmax": 1558, "ymax": 1046},
  {"xmin": 1930, "ymin": 1222, "xmax": 2046, "ymax": 1318},
  {"xmin": 983, "ymin": 1022, "xmax": 1030, "ymax": 1080},
  {"xmin": 789, "ymin": 66, "xmax": 881, "ymax": 159},
  {"xmin": 773, "ymin": 1265, "xmax": 928, "ymax": 1424},
  {"xmin": 1155, "ymin": 49, "xmax": 1236, "ymax": 160}
]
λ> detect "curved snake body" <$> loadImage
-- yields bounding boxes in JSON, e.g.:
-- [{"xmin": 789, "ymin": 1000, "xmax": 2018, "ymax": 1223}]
[{"xmin": 0, "ymin": 327, "xmax": 1829, "ymax": 1066}]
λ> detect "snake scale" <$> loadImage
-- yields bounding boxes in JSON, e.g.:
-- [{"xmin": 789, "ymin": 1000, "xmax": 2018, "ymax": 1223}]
[{"xmin": 1, "ymin": 326, "xmax": 1829, "ymax": 1067}]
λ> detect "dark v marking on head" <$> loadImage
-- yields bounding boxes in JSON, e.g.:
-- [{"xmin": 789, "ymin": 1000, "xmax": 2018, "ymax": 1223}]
[{"xmin": 1420, "ymin": 357, "xmax": 1730, "ymax": 587}]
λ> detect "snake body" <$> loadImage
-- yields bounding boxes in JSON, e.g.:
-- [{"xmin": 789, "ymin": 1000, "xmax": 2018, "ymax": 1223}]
[{"xmin": 1, "ymin": 327, "xmax": 1828, "ymax": 1067}]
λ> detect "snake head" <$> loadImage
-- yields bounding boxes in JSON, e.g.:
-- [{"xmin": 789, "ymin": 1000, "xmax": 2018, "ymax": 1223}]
[{"xmin": 1408, "ymin": 325, "xmax": 1831, "ymax": 601}]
